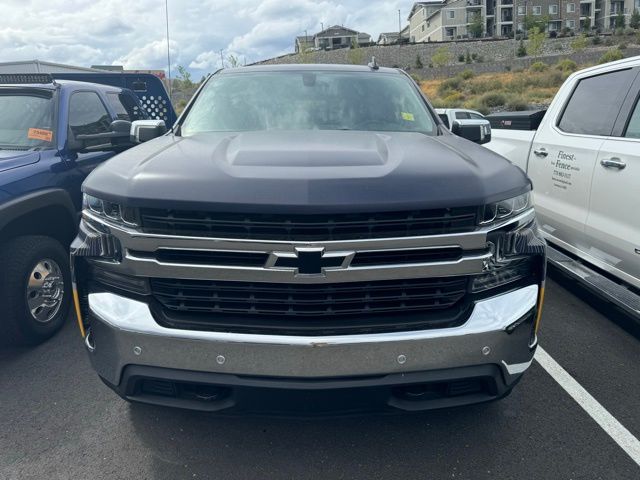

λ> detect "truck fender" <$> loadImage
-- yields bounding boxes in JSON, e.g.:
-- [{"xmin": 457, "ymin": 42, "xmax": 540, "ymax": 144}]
[{"xmin": 0, "ymin": 189, "xmax": 78, "ymax": 245}]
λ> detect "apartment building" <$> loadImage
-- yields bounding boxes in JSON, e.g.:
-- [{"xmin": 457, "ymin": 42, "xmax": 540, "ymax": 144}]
[
  {"xmin": 407, "ymin": 0, "xmax": 638, "ymax": 41},
  {"xmin": 602, "ymin": 0, "xmax": 640, "ymax": 29}
]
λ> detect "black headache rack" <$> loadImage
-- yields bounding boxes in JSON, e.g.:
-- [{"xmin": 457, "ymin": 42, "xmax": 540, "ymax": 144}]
[
  {"xmin": 0, "ymin": 73, "xmax": 54, "ymax": 84},
  {"xmin": 51, "ymin": 72, "xmax": 177, "ymax": 127},
  {"xmin": 486, "ymin": 110, "xmax": 546, "ymax": 131}
]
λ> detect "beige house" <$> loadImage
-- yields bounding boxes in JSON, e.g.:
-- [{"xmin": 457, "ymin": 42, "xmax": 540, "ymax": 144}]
[{"xmin": 409, "ymin": 0, "xmax": 485, "ymax": 42}]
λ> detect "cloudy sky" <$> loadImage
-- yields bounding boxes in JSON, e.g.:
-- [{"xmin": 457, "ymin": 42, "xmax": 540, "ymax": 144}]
[{"xmin": 1, "ymin": 0, "xmax": 406, "ymax": 76}]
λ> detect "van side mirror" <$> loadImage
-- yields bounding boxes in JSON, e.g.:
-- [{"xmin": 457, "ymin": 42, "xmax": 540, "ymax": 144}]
[
  {"xmin": 451, "ymin": 119, "xmax": 492, "ymax": 145},
  {"xmin": 131, "ymin": 120, "xmax": 166, "ymax": 143}
]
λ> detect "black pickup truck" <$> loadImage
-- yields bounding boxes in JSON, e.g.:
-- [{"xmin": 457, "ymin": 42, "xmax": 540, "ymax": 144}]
[{"xmin": 72, "ymin": 64, "xmax": 546, "ymax": 414}]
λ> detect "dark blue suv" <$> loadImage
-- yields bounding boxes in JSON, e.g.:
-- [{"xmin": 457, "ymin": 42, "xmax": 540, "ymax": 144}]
[{"xmin": 0, "ymin": 73, "xmax": 173, "ymax": 345}]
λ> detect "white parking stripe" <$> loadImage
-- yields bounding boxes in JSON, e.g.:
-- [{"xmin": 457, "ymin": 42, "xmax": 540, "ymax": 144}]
[{"xmin": 535, "ymin": 346, "xmax": 640, "ymax": 467}]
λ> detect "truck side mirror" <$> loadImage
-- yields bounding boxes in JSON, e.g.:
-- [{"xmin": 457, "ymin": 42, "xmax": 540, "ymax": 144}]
[
  {"xmin": 131, "ymin": 120, "xmax": 167, "ymax": 144},
  {"xmin": 70, "ymin": 120, "xmax": 133, "ymax": 152},
  {"xmin": 451, "ymin": 119, "xmax": 492, "ymax": 145}
]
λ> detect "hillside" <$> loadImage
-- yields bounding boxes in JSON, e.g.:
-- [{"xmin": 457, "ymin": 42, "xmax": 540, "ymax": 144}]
[{"xmin": 419, "ymin": 58, "xmax": 587, "ymax": 114}]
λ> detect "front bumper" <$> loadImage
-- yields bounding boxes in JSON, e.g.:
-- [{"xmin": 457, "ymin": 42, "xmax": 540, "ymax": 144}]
[{"xmin": 85, "ymin": 284, "xmax": 539, "ymax": 412}]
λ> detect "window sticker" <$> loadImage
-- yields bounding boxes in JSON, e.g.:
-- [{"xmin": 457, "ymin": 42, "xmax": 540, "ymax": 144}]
[
  {"xmin": 401, "ymin": 112, "xmax": 415, "ymax": 122},
  {"xmin": 27, "ymin": 128, "xmax": 53, "ymax": 142}
]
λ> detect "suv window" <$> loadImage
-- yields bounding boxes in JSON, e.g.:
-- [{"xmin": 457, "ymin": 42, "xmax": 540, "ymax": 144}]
[
  {"xmin": 625, "ymin": 97, "xmax": 640, "ymax": 139},
  {"xmin": 558, "ymin": 69, "xmax": 637, "ymax": 136},
  {"xmin": 107, "ymin": 92, "xmax": 146, "ymax": 121},
  {"xmin": 469, "ymin": 113, "xmax": 484, "ymax": 120},
  {"xmin": 69, "ymin": 91, "xmax": 111, "ymax": 146},
  {"xmin": 455, "ymin": 112, "xmax": 471, "ymax": 119}
]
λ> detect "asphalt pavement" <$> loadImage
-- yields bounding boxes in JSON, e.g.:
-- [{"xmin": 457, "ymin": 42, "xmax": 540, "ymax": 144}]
[{"xmin": 1, "ymin": 270, "xmax": 639, "ymax": 480}]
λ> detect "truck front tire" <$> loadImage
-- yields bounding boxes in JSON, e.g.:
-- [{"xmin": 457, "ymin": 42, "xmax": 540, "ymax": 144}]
[{"xmin": 0, "ymin": 236, "xmax": 71, "ymax": 345}]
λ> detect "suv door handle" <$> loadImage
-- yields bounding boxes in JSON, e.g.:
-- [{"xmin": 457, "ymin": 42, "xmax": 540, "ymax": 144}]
[
  {"xmin": 533, "ymin": 148, "xmax": 548, "ymax": 158},
  {"xmin": 600, "ymin": 157, "xmax": 627, "ymax": 170}
]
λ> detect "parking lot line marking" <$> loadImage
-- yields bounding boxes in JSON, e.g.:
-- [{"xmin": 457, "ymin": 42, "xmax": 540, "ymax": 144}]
[{"xmin": 535, "ymin": 346, "xmax": 640, "ymax": 467}]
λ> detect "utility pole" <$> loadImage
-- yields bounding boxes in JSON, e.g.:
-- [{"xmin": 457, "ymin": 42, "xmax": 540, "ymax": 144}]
[
  {"xmin": 164, "ymin": 0, "xmax": 172, "ymax": 103},
  {"xmin": 398, "ymin": 9, "xmax": 402, "ymax": 67}
]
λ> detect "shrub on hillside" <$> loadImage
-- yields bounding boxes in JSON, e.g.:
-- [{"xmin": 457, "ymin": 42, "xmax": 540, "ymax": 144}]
[
  {"xmin": 468, "ymin": 78, "xmax": 503, "ymax": 94},
  {"xmin": 530, "ymin": 61, "xmax": 548, "ymax": 72},
  {"xmin": 460, "ymin": 69, "xmax": 475, "ymax": 79},
  {"xmin": 571, "ymin": 34, "xmax": 589, "ymax": 52},
  {"xmin": 443, "ymin": 92, "xmax": 465, "ymax": 106},
  {"xmin": 480, "ymin": 92, "xmax": 507, "ymax": 108},
  {"xmin": 438, "ymin": 77, "xmax": 462, "ymax": 95},
  {"xmin": 462, "ymin": 98, "xmax": 489, "ymax": 116},
  {"xmin": 506, "ymin": 95, "xmax": 529, "ymax": 111},
  {"xmin": 592, "ymin": 36, "xmax": 602, "ymax": 45},
  {"xmin": 599, "ymin": 48, "xmax": 624, "ymax": 64},
  {"xmin": 516, "ymin": 40, "xmax": 527, "ymax": 57},
  {"xmin": 555, "ymin": 59, "xmax": 578, "ymax": 72}
]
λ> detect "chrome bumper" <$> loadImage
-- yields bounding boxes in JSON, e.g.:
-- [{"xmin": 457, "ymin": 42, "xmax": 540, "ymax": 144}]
[{"xmin": 86, "ymin": 284, "xmax": 539, "ymax": 387}]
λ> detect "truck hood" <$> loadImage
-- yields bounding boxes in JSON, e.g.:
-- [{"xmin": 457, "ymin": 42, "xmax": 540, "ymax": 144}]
[
  {"xmin": 0, "ymin": 150, "xmax": 40, "ymax": 173},
  {"xmin": 84, "ymin": 131, "xmax": 530, "ymax": 213}
]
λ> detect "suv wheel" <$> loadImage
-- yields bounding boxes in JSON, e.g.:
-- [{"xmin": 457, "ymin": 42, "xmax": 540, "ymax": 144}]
[{"xmin": 0, "ymin": 236, "xmax": 72, "ymax": 345}]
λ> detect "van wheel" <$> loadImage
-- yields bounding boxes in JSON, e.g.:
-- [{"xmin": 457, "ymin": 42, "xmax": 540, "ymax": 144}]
[{"xmin": 0, "ymin": 236, "xmax": 71, "ymax": 345}]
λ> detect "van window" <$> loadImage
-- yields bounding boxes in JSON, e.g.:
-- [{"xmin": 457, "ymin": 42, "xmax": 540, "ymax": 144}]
[{"xmin": 558, "ymin": 69, "xmax": 636, "ymax": 136}]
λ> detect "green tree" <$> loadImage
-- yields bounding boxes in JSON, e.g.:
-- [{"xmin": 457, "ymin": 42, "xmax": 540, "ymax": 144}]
[
  {"xmin": 630, "ymin": 9, "xmax": 640, "ymax": 30},
  {"xmin": 347, "ymin": 39, "xmax": 364, "ymax": 65},
  {"xmin": 176, "ymin": 65, "xmax": 193, "ymax": 89},
  {"xmin": 524, "ymin": 15, "xmax": 549, "ymax": 35},
  {"xmin": 571, "ymin": 33, "xmax": 589, "ymax": 52},
  {"xmin": 582, "ymin": 16, "xmax": 592, "ymax": 32},
  {"xmin": 468, "ymin": 12, "xmax": 484, "ymax": 38},
  {"xmin": 415, "ymin": 54, "xmax": 424, "ymax": 69},
  {"xmin": 516, "ymin": 39, "xmax": 527, "ymax": 57},
  {"xmin": 527, "ymin": 27, "xmax": 545, "ymax": 57},
  {"xmin": 431, "ymin": 46, "xmax": 452, "ymax": 68},
  {"xmin": 615, "ymin": 11, "xmax": 626, "ymax": 29},
  {"xmin": 227, "ymin": 54, "xmax": 241, "ymax": 68}
]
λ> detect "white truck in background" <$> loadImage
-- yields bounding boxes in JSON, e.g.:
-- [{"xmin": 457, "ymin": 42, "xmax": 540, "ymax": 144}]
[{"xmin": 486, "ymin": 56, "xmax": 640, "ymax": 320}]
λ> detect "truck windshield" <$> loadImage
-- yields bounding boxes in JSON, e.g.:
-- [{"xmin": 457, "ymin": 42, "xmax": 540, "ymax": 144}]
[
  {"xmin": 0, "ymin": 91, "xmax": 55, "ymax": 150},
  {"xmin": 181, "ymin": 70, "xmax": 436, "ymax": 136}
]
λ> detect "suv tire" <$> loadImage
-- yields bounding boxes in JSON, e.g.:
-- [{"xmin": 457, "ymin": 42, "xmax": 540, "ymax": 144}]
[{"xmin": 0, "ymin": 236, "xmax": 71, "ymax": 345}]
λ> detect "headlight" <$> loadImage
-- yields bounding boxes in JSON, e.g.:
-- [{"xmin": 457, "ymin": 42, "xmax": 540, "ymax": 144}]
[
  {"xmin": 472, "ymin": 217, "xmax": 546, "ymax": 293},
  {"xmin": 82, "ymin": 194, "xmax": 139, "ymax": 227},
  {"xmin": 480, "ymin": 192, "xmax": 532, "ymax": 226},
  {"xmin": 70, "ymin": 218, "xmax": 121, "ymax": 261}
]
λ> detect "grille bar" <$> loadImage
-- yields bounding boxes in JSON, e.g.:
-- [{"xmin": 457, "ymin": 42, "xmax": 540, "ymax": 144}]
[
  {"xmin": 150, "ymin": 277, "xmax": 468, "ymax": 318},
  {"xmin": 140, "ymin": 207, "xmax": 479, "ymax": 241}
]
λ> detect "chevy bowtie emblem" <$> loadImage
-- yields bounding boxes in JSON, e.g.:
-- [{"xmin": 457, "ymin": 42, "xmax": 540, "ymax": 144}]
[{"xmin": 267, "ymin": 247, "xmax": 354, "ymax": 276}]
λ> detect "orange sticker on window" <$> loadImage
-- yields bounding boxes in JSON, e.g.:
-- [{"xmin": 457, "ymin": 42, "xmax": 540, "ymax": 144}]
[{"xmin": 27, "ymin": 128, "xmax": 53, "ymax": 142}]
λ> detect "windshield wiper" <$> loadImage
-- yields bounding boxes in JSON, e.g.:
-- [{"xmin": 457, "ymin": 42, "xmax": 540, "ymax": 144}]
[{"xmin": 0, "ymin": 144, "xmax": 34, "ymax": 151}]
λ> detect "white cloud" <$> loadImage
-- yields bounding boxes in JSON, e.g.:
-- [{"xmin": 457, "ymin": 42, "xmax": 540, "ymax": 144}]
[{"xmin": 0, "ymin": 0, "xmax": 407, "ymax": 74}]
